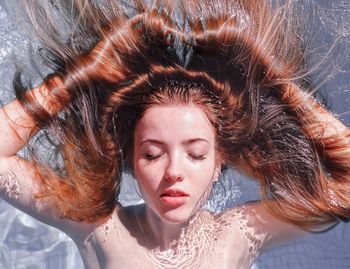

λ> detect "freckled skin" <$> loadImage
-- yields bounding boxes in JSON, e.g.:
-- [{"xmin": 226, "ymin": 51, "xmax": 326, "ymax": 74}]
[
  {"xmin": 0, "ymin": 104, "xmax": 302, "ymax": 269},
  {"xmin": 133, "ymin": 104, "xmax": 219, "ymax": 224}
]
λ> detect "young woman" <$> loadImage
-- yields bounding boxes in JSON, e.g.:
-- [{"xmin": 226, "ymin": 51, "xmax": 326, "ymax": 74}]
[{"xmin": 0, "ymin": 0, "xmax": 349, "ymax": 268}]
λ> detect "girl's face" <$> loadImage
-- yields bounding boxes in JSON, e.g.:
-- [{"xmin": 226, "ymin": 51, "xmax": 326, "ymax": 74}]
[{"xmin": 133, "ymin": 104, "xmax": 219, "ymax": 224}]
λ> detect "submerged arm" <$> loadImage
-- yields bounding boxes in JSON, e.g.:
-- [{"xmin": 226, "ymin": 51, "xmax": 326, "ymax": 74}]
[
  {"xmin": 0, "ymin": 79, "xmax": 93, "ymax": 239},
  {"xmin": 285, "ymin": 85, "xmax": 350, "ymax": 220},
  {"xmin": 0, "ymin": 78, "xmax": 62, "ymax": 157},
  {"xmin": 224, "ymin": 86, "xmax": 350, "ymax": 253},
  {"xmin": 224, "ymin": 202, "xmax": 307, "ymax": 251},
  {"xmin": 245, "ymin": 202, "xmax": 307, "ymax": 251}
]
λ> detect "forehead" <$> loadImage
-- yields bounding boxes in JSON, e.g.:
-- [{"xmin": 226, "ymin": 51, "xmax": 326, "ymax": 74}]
[{"xmin": 134, "ymin": 104, "xmax": 215, "ymax": 143}]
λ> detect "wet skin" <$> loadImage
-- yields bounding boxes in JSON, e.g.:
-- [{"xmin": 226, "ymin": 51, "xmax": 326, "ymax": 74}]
[{"xmin": 133, "ymin": 104, "xmax": 220, "ymax": 247}]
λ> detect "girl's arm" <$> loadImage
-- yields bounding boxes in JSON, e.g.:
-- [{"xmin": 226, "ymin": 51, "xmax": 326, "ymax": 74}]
[
  {"xmin": 245, "ymin": 202, "xmax": 307, "ymax": 251},
  {"xmin": 222, "ymin": 202, "xmax": 306, "ymax": 252},
  {"xmin": 284, "ymin": 85, "xmax": 350, "ymax": 221},
  {"xmin": 0, "ymin": 79, "xmax": 95, "ymax": 240},
  {"xmin": 0, "ymin": 79, "xmax": 60, "ymax": 157},
  {"xmin": 254, "ymin": 88, "xmax": 350, "ymax": 250},
  {"xmin": 223, "ymin": 88, "xmax": 350, "ymax": 252},
  {"xmin": 254, "ymin": 88, "xmax": 350, "ymax": 249}
]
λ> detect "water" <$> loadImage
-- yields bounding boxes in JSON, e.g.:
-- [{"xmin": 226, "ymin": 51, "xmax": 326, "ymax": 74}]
[
  {"xmin": 0, "ymin": 1, "xmax": 350, "ymax": 268},
  {"xmin": 0, "ymin": 170, "xmax": 350, "ymax": 268}
]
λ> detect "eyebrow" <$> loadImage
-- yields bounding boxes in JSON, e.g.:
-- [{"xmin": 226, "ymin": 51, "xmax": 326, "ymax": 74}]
[{"xmin": 140, "ymin": 138, "xmax": 210, "ymax": 146}]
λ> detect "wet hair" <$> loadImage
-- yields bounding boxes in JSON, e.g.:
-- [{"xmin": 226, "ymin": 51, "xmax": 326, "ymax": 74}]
[
  {"xmin": 112, "ymin": 79, "xmax": 225, "ymax": 171},
  {"xmin": 14, "ymin": 0, "xmax": 350, "ymax": 228}
]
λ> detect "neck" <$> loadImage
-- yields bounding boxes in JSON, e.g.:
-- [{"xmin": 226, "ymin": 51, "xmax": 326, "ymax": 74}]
[{"xmin": 144, "ymin": 206, "xmax": 188, "ymax": 250}]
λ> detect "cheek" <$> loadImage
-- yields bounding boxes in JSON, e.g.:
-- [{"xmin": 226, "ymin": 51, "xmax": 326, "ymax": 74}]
[
  {"xmin": 189, "ymin": 160, "xmax": 217, "ymax": 187},
  {"xmin": 195, "ymin": 166, "xmax": 216, "ymax": 186},
  {"xmin": 134, "ymin": 161, "xmax": 163, "ymax": 191}
]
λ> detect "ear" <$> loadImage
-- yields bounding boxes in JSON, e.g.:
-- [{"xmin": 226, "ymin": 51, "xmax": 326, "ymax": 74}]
[{"xmin": 213, "ymin": 165, "xmax": 222, "ymax": 182}]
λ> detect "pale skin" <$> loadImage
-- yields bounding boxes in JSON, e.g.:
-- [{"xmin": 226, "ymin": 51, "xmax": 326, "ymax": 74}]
[
  {"xmin": 0, "ymin": 83, "xmax": 347, "ymax": 268},
  {"xmin": 133, "ymin": 105, "xmax": 218, "ymax": 247}
]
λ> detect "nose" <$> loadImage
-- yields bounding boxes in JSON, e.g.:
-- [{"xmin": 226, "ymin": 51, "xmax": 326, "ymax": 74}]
[{"xmin": 164, "ymin": 152, "xmax": 184, "ymax": 183}]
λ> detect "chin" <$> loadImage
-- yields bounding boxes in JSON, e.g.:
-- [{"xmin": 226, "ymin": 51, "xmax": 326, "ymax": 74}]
[{"xmin": 159, "ymin": 208, "xmax": 194, "ymax": 224}]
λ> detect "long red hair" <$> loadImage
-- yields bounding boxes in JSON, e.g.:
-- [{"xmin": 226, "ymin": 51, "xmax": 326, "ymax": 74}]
[{"xmin": 14, "ymin": 0, "xmax": 350, "ymax": 228}]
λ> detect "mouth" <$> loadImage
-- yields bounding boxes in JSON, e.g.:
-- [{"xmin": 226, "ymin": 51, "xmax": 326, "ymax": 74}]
[{"xmin": 160, "ymin": 189, "xmax": 189, "ymax": 206}]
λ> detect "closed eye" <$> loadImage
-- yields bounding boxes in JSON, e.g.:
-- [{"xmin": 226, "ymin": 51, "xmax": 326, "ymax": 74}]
[
  {"xmin": 188, "ymin": 153, "xmax": 207, "ymax": 161},
  {"xmin": 144, "ymin": 154, "xmax": 162, "ymax": 161}
]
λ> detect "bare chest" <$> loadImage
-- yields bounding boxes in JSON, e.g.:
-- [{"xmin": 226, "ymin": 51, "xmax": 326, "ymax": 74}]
[{"xmin": 77, "ymin": 214, "xmax": 260, "ymax": 269}]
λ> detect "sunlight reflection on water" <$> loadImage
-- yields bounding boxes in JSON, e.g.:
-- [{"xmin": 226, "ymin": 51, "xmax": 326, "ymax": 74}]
[{"xmin": 0, "ymin": 1, "xmax": 350, "ymax": 268}]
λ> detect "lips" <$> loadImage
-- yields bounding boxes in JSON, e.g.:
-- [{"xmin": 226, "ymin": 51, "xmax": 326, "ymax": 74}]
[
  {"xmin": 160, "ymin": 189, "xmax": 189, "ymax": 206},
  {"xmin": 160, "ymin": 189, "xmax": 189, "ymax": 197}
]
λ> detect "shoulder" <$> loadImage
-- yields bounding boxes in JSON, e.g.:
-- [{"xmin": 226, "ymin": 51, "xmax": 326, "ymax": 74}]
[
  {"xmin": 76, "ymin": 203, "xmax": 142, "ymax": 243},
  {"xmin": 216, "ymin": 202, "xmax": 307, "ymax": 252},
  {"xmin": 63, "ymin": 203, "xmax": 127, "ymax": 245}
]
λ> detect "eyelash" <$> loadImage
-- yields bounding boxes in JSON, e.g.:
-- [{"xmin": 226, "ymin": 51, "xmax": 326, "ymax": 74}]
[
  {"xmin": 188, "ymin": 154, "xmax": 207, "ymax": 161},
  {"xmin": 144, "ymin": 154, "xmax": 161, "ymax": 161},
  {"xmin": 143, "ymin": 153, "xmax": 207, "ymax": 161}
]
